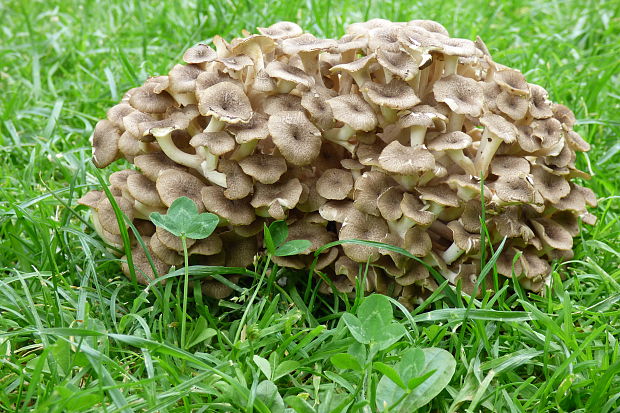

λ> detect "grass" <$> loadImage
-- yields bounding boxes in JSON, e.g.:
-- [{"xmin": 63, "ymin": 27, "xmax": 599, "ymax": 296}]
[{"xmin": 1, "ymin": 0, "xmax": 619, "ymax": 411}]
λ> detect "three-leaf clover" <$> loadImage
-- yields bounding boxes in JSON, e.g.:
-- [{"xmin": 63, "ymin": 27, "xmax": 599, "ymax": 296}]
[
  {"xmin": 263, "ymin": 220, "xmax": 312, "ymax": 257},
  {"xmin": 150, "ymin": 196, "xmax": 219, "ymax": 239}
]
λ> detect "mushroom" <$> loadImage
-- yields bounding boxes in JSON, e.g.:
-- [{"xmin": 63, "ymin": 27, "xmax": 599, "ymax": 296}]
[
  {"xmin": 474, "ymin": 113, "xmax": 518, "ymax": 178},
  {"xmin": 268, "ymin": 111, "xmax": 322, "ymax": 166}
]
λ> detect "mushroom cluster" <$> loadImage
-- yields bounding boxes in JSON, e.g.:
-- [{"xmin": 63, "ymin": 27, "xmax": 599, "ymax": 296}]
[{"xmin": 80, "ymin": 19, "xmax": 596, "ymax": 305}]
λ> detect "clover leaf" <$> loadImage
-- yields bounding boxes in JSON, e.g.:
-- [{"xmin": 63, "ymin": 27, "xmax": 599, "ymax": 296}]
[{"xmin": 150, "ymin": 196, "xmax": 219, "ymax": 240}]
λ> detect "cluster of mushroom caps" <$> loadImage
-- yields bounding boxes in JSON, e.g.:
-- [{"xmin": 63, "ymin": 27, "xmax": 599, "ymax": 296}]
[{"xmin": 79, "ymin": 19, "xmax": 596, "ymax": 306}]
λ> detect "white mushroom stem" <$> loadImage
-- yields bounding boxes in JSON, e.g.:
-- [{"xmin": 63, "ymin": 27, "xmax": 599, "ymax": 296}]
[
  {"xmin": 474, "ymin": 130, "xmax": 503, "ymax": 178},
  {"xmin": 230, "ymin": 140, "xmax": 258, "ymax": 160},
  {"xmin": 200, "ymin": 164, "xmax": 228, "ymax": 188},
  {"xmin": 441, "ymin": 242, "xmax": 465, "ymax": 265},
  {"xmin": 418, "ymin": 165, "xmax": 447, "ymax": 186},
  {"xmin": 447, "ymin": 113, "xmax": 464, "ymax": 132},
  {"xmin": 150, "ymin": 127, "xmax": 202, "ymax": 169},
  {"xmin": 409, "ymin": 125, "xmax": 428, "ymax": 146},
  {"xmin": 443, "ymin": 55, "xmax": 459, "ymax": 76},
  {"xmin": 169, "ymin": 91, "xmax": 197, "ymax": 106},
  {"xmin": 134, "ymin": 200, "xmax": 164, "ymax": 220},
  {"xmin": 324, "ymin": 125, "xmax": 357, "ymax": 153},
  {"xmin": 417, "ymin": 66, "xmax": 431, "ymax": 96},
  {"xmin": 446, "ymin": 149, "xmax": 476, "ymax": 176},
  {"xmin": 440, "ymin": 267, "xmax": 459, "ymax": 284},
  {"xmin": 205, "ymin": 117, "xmax": 225, "ymax": 132},
  {"xmin": 276, "ymin": 79, "xmax": 296, "ymax": 94},
  {"xmin": 380, "ymin": 106, "xmax": 397, "ymax": 124},
  {"xmin": 388, "ymin": 217, "xmax": 416, "ymax": 239},
  {"xmin": 393, "ymin": 175, "xmax": 418, "ymax": 191}
]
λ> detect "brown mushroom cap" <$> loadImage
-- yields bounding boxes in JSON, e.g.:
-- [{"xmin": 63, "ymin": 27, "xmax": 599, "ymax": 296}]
[
  {"xmin": 376, "ymin": 48, "xmax": 420, "ymax": 81},
  {"xmin": 201, "ymin": 186, "xmax": 255, "ymax": 226},
  {"xmin": 404, "ymin": 226, "xmax": 433, "ymax": 257},
  {"xmin": 497, "ymin": 91, "xmax": 529, "ymax": 121},
  {"xmin": 92, "ymin": 120, "xmax": 121, "ymax": 168},
  {"xmin": 257, "ymin": 21, "xmax": 303, "ymax": 39},
  {"xmin": 96, "ymin": 195, "xmax": 134, "ymax": 235},
  {"xmin": 155, "ymin": 169, "xmax": 206, "ymax": 212},
  {"xmin": 127, "ymin": 173, "xmax": 164, "ymax": 207},
  {"xmin": 217, "ymin": 159, "xmax": 253, "ymax": 200},
  {"xmin": 265, "ymin": 60, "xmax": 314, "ymax": 89},
  {"xmin": 251, "ymin": 179, "xmax": 303, "ymax": 219},
  {"xmin": 190, "ymin": 131, "xmax": 236, "ymax": 156},
  {"xmin": 129, "ymin": 82, "xmax": 178, "ymax": 114},
  {"xmin": 494, "ymin": 69, "xmax": 529, "ymax": 96},
  {"xmin": 155, "ymin": 226, "xmax": 196, "ymax": 252},
  {"xmin": 134, "ymin": 153, "xmax": 185, "ymax": 182},
  {"xmin": 316, "ymin": 168, "xmax": 354, "ymax": 200},
  {"xmin": 301, "ymin": 87, "xmax": 337, "ymax": 131},
  {"xmin": 531, "ymin": 165, "xmax": 571, "ymax": 203},
  {"xmin": 353, "ymin": 171, "xmax": 397, "ymax": 216},
  {"xmin": 328, "ymin": 94, "xmax": 378, "ymax": 131},
  {"xmin": 150, "ymin": 234, "xmax": 183, "ymax": 266},
  {"xmin": 363, "ymin": 78, "xmax": 421, "ymax": 109},
  {"xmin": 379, "ymin": 141, "xmax": 435, "ymax": 175},
  {"xmin": 106, "ymin": 103, "xmax": 136, "ymax": 129},
  {"xmin": 121, "ymin": 240, "xmax": 170, "ymax": 285},
  {"xmin": 377, "ymin": 186, "xmax": 404, "ymax": 221},
  {"xmin": 238, "ymin": 154, "xmax": 287, "ymax": 184},
  {"xmin": 417, "ymin": 184, "xmax": 460, "ymax": 208},
  {"xmin": 433, "ymin": 74, "xmax": 483, "ymax": 117},
  {"xmin": 428, "ymin": 131, "xmax": 472, "ymax": 151},
  {"xmin": 268, "ymin": 111, "xmax": 322, "ymax": 166},
  {"xmin": 198, "ymin": 81, "xmax": 253, "ymax": 124},
  {"xmin": 490, "ymin": 156, "xmax": 531, "ymax": 176},
  {"xmin": 183, "ymin": 43, "xmax": 217, "ymax": 64},
  {"xmin": 530, "ymin": 217, "xmax": 573, "ymax": 250},
  {"xmin": 492, "ymin": 174, "xmax": 537, "ymax": 205},
  {"xmin": 339, "ymin": 209, "xmax": 389, "ymax": 262}
]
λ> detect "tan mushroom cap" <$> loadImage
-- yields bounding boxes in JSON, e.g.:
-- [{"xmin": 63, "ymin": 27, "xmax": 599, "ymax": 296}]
[
  {"xmin": 92, "ymin": 120, "xmax": 121, "ymax": 168},
  {"xmin": 228, "ymin": 113, "xmax": 269, "ymax": 144},
  {"xmin": 353, "ymin": 171, "xmax": 397, "ymax": 216},
  {"xmin": 377, "ymin": 186, "xmax": 404, "ymax": 221},
  {"xmin": 497, "ymin": 91, "xmax": 529, "ymax": 121},
  {"xmin": 155, "ymin": 226, "xmax": 196, "ymax": 251},
  {"xmin": 448, "ymin": 220, "xmax": 480, "ymax": 253},
  {"xmin": 494, "ymin": 69, "xmax": 529, "ymax": 96},
  {"xmin": 363, "ymin": 78, "xmax": 421, "ymax": 109},
  {"xmin": 251, "ymin": 179, "xmax": 304, "ymax": 220},
  {"xmin": 106, "ymin": 103, "xmax": 136, "ymax": 129},
  {"xmin": 238, "ymin": 154, "xmax": 287, "ymax": 185},
  {"xmin": 551, "ymin": 211, "xmax": 580, "ymax": 237},
  {"xmin": 531, "ymin": 165, "xmax": 570, "ymax": 203},
  {"xmin": 134, "ymin": 153, "xmax": 186, "ymax": 182},
  {"xmin": 552, "ymin": 103, "xmax": 576, "ymax": 129},
  {"xmin": 287, "ymin": 221, "xmax": 336, "ymax": 253},
  {"xmin": 190, "ymin": 132, "xmax": 236, "ymax": 155},
  {"xmin": 198, "ymin": 81, "xmax": 253, "ymax": 124},
  {"xmin": 492, "ymin": 174, "xmax": 537, "ymax": 204},
  {"xmin": 201, "ymin": 186, "xmax": 255, "ymax": 226},
  {"xmin": 376, "ymin": 48, "xmax": 420, "ymax": 81},
  {"xmin": 379, "ymin": 141, "xmax": 436, "ymax": 175},
  {"xmin": 281, "ymin": 33, "xmax": 337, "ymax": 54},
  {"xmin": 257, "ymin": 21, "xmax": 303, "ymax": 39},
  {"xmin": 217, "ymin": 55, "xmax": 253, "ymax": 72},
  {"xmin": 433, "ymin": 74, "xmax": 483, "ymax": 117},
  {"xmin": 301, "ymin": 87, "xmax": 337, "ymax": 131},
  {"xmin": 428, "ymin": 131, "xmax": 472, "ymax": 151},
  {"xmin": 183, "ymin": 43, "xmax": 217, "ymax": 64},
  {"xmin": 401, "ymin": 193, "xmax": 435, "ymax": 226},
  {"xmin": 532, "ymin": 118, "xmax": 563, "ymax": 149},
  {"xmin": 150, "ymin": 234, "xmax": 183, "ymax": 266},
  {"xmin": 156, "ymin": 169, "xmax": 206, "ymax": 212},
  {"xmin": 490, "ymin": 156, "xmax": 531, "ymax": 176},
  {"xmin": 480, "ymin": 113, "xmax": 518, "ymax": 143},
  {"xmin": 440, "ymin": 37, "xmax": 482, "ymax": 58},
  {"xmin": 528, "ymin": 84, "xmax": 553, "ymax": 119},
  {"xmin": 129, "ymin": 82, "xmax": 178, "ymax": 114},
  {"xmin": 195, "ymin": 70, "xmax": 232, "ymax": 93},
  {"xmin": 460, "ymin": 199, "xmax": 482, "ymax": 233},
  {"xmin": 339, "ymin": 209, "xmax": 389, "ymax": 262},
  {"xmin": 127, "ymin": 173, "xmax": 164, "ymax": 207},
  {"xmin": 404, "ymin": 226, "xmax": 433, "ymax": 257},
  {"xmin": 121, "ymin": 239, "xmax": 170, "ymax": 285},
  {"xmin": 122, "ymin": 110, "xmax": 155, "ymax": 138},
  {"xmin": 319, "ymin": 200, "xmax": 356, "ymax": 223},
  {"xmin": 328, "ymin": 94, "xmax": 378, "ymax": 131},
  {"xmin": 217, "ymin": 159, "xmax": 253, "ymax": 200},
  {"xmin": 530, "ymin": 217, "xmax": 573, "ymax": 250},
  {"xmin": 78, "ymin": 190, "xmax": 103, "ymax": 209},
  {"xmin": 168, "ymin": 64, "xmax": 203, "ymax": 94},
  {"xmin": 265, "ymin": 60, "xmax": 314, "ymax": 89},
  {"xmin": 315, "ymin": 168, "xmax": 354, "ymax": 200},
  {"xmin": 189, "ymin": 234, "xmax": 223, "ymax": 256},
  {"xmin": 417, "ymin": 184, "xmax": 460, "ymax": 208},
  {"xmin": 268, "ymin": 111, "xmax": 322, "ymax": 166},
  {"xmin": 263, "ymin": 94, "xmax": 303, "ymax": 115},
  {"xmin": 96, "ymin": 195, "xmax": 134, "ymax": 235}
]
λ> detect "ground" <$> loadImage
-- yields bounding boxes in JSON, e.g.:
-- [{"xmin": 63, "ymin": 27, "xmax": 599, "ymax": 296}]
[{"xmin": 1, "ymin": 0, "xmax": 619, "ymax": 411}]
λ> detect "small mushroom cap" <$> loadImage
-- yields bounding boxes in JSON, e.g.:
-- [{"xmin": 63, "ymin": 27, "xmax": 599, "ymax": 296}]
[
  {"xmin": 156, "ymin": 169, "xmax": 206, "ymax": 212},
  {"xmin": 198, "ymin": 81, "xmax": 253, "ymax": 124},
  {"xmin": 480, "ymin": 113, "xmax": 517, "ymax": 143},
  {"xmin": 490, "ymin": 156, "xmax": 531, "ymax": 176},
  {"xmin": 376, "ymin": 48, "xmax": 420, "ymax": 81},
  {"xmin": 339, "ymin": 209, "xmax": 389, "ymax": 262},
  {"xmin": 238, "ymin": 154, "xmax": 287, "ymax": 184},
  {"xmin": 552, "ymin": 103, "xmax": 576, "ymax": 129},
  {"xmin": 265, "ymin": 61, "xmax": 314, "ymax": 88},
  {"xmin": 134, "ymin": 153, "xmax": 186, "ymax": 182},
  {"xmin": 328, "ymin": 94, "xmax": 378, "ymax": 131},
  {"xmin": 439, "ymin": 37, "xmax": 482, "ymax": 57},
  {"xmin": 497, "ymin": 91, "xmax": 529, "ymax": 121},
  {"xmin": 428, "ymin": 131, "xmax": 472, "ymax": 151},
  {"xmin": 531, "ymin": 118, "xmax": 562, "ymax": 148},
  {"xmin": 150, "ymin": 234, "xmax": 183, "ymax": 266},
  {"xmin": 196, "ymin": 70, "xmax": 233, "ymax": 93},
  {"xmin": 316, "ymin": 168, "xmax": 354, "ymax": 200},
  {"xmin": 263, "ymin": 94, "xmax": 303, "ymax": 115},
  {"xmin": 364, "ymin": 78, "xmax": 421, "ymax": 109},
  {"xmin": 228, "ymin": 113, "xmax": 269, "ymax": 144},
  {"xmin": 531, "ymin": 165, "xmax": 571, "ymax": 203},
  {"xmin": 78, "ymin": 190, "xmax": 103, "ymax": 208},
  {"xmin": 377, "ymin": 186, "xmax": 404, "ymax": 221},
  {"xmin": 218, "ymin": 159, "xmax": 253, "ymax": 200},
  {"xmin": 122, "ymin": 111, "xmax": 155, "ymax": 138},
  {"xmin": 189, "ymin": 235, "xmax": 224, "ymax": 256},
  {"xmin": 494, "ymin": 69, "xmax": 529, "ymax": 96},
  {"xmin": 528, "ymin": 84, "xmax": 553, "ymax": 119},
  {"xmin": 92, "ymin": 120, "xmax": 121, "ymax": 168},
  {"xmin": 156, "ymin": 226, "xmax": 196, "ymax": 251},
  {"xmin": 190, "ymin": 131, "xmax": 236, "ymax": 155},
  {"xmin": 448, "ymin": 220, "xmax": 480, "ymax": 253},
  {"xmin": 281, "ymin": 33, "xmax": 337, "ymax": 54},
  {"xmin": 251, "ymin": 179, "xmax": 304, "ymax": 219},
  {"xmin": 217, "ymin": 55, "xmax": 253, "ymax": 72},
  {"xmin": 268, "ymin": 111, "xmax": 322, "ymax": 166},
  {"xmin": 106, "ymin": 103, "xmax": 136, "ymax": 129},
  {"xmin": 201, "ymin": 186, "xmax": 255, "ymax": 226},
  {"xmin": 401, "ymin": 193, "xmax": 436, "ymax": 225},
  {"xmin": 530, "ymin": 217, "xmax": 573, "ymax": 250},
  {"xmin": 319, "ymin": 200, "xmax": 356, "ymax": 223},
  {"xmin": 183, "ymin": 43, "xmax": 217, "ymax": 64},
  {"xmin": 168, "ymin": 64, "xmax": 203, "ymax": 93},
  {"xmin": 129, "ymin": 82, "xmax": 178, "ymax": 113},
  {"xmin": 460, "ymin": 199, "xmax": 482, "ymax": 232},
  {"xmin": 252, "ymin": 69, "xmax": 277, "ymax": 93},
  {"xmin": 127, "ymin": 173, "xmax": 164, "ymax": 207},
  {"xmin": 257, "ymin": 21, "xmax": 303, "ymax": 39},
  {"xmin": 417, "ymin": 184, "xmax": 460, "ymax": 208},
  {"xmin": 408, "ymin": 19, "xmax": 450, "ymax": 36},
  {"xmin": 403, "ymin": 226, "xmax": 433, "ymax": 257},
  {"xmin": 491, "ymin": 206, "xmax": 535, "ymax": 240},
  {"xmin": 301, "ymin": 87, "xmax": 337, "ymax": 130},
  {"xmin": 379, "ymin": 141, "xmax": 436, "ymax": 175},
  {"xmin": 353, "ymin": 171, "xmax": 397, "ymax": 216},
  {"xmin": 330, "ymin": 53, "xmax": 377, "ymax": 75},
  {"xmin": 492, "ymin": 174, "xmax": 537, "ymax": 204},
  {"xmin": 286, "ymin": 221, "xmax": 336, "ymax": 253},
  {"xmin": 433, "ymin": 74, "xmax": 483, "ymax": 117},
  {"xmin": 121, "ymin": 240, "xmax": 170, "ymax": 285},
  {"xmin": 96, "ymin": 195, "xmax": 134, "ymax": 235}
]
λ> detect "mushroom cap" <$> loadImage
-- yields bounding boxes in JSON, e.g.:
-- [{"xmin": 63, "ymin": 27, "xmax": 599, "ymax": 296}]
[
  {"xmin": 268, "ymin": 111, "xmax": 322, "ymax": 166},
  {"xmin": 265, "ymin": 61, "xmax": 315, "ymax": 88},
  {"xmin": 497, "ymin": 91, "xmax": 529, "ymax": 121},
  {"xmin": 287, "ymin": 221, "xmax": 336, "ymax": 253},
  {"xmin": 129, "ymin": 82, "xmax": 178, "ymax": 113},
  {"xmin": 155, "ymin": 226, "xmax": 196, "ymax": 252},
  {"xmin": 439, "ymin": 37, "xmax": 482, "ymax": 58},
  {"xmin": 403, "ymin": 226, "xmax": 433, "ymax": 257},
  {"xmin": 301, "ymin": 87, "xmax": 337, "ymax": 131},
  {"xmin": 198, "ymin": 81, "xmax": 253, "ymax": 124},
  {"xmin": 531, "ymin": 165, "xmax": 571, "ymax": 203},
  {"xmin": 216, "ymin": 159, "xmax": 253, "ymax": 200},
  {"xmin": 134, "ymin": 153, "xmax": 186, "ymax": 182},
  {"xmin": 127, "ymin": 173, "xmax": 164, "ymax": 207},
  {"xmin": 78, "ymin": 190, "xmax": 103, "ymax": 209},
  {"xmin": 376, "ymin": 48, "xmax": 420, "ymax": 81},
  {"xmin": 238, "ymin": 154, "xmax": 287, "ymax": 184},
  {"xmin": 189, "ymin": 235, "xmax": 224, "ymax": 256},
  {"xmin": 353, "ymin": 171, "xmax": 397, "ymax": 215},
  {"xmin": 552, "ymin": 103, "xmax": 576, "ymax": 129},
  {"xmin": 491, "ymin": 206, "xmax": 535, "ymax": 241},
  {"xmin": 377, "ymin": 186, "xmax": 404, "ymax": 221},
  {"xmin": 183, "ymin": 43, "xmax": 217, "ymax": 64},
  {"xmin": 339, "ymin": 209, "xmax": 389, "ymax": 262},
  {"xmin": 121, "ymin": 240, "xmax": 170, "ymax": 285},
  {"xmin": 150, "ymin": 234, "xmax": 183, "ymax": 266},
  {"xmin": 379, "ymin": 141, "xmax": 436, "ymax": 175},
  {"xmin": 330, "ymin": 53, "xmax": 377, "ymax": 75},
  {"xmin": 460, "ymin": 199, "xmax": 482, "ymax": 233},
  {"xmin": 319, "ymin": 200, "xmax": 356, "ymax": 223},
  {"xmin": 251, "ymin": 179, "xmax": 304, "ymax": 219},
  {"xmin": 328, "ymin": 94, "xmax": 378, "ymax": 131},
  {"xmin": 122, "ymin": 110, "xmax": 155, "ymax": 138},
  {"xmin": 281, "ymin": 33, "xmax": 337, "ymax": 54},
  {"xmin": 263, "ymin": 94, "xmax": 303, "ymax": 115},
  {"xmin": 401, "ymin": 193, "xmax": 436, "ymax": 225},
  {"xmin": 315, "ymin": 168, "xmax": 354, "ymax": 200},
  {"xmin": 257, "ymin": 21, "xmax": 303, "ymax": 39},
  {"xmin": 417, "ymin": 184, "xmax": 460, "ymax": 207},
  {"xmin": 155, "ymin": 169, "xmax": 206, "ymax": 212},
  {"xmin": 92, "ymin": 120, "xmax": 121, "ymax": 168},
  {"xmin": 190, "ymin": 131, "xmax": 236, "ymax": 155},
  {"xmin": 231, "ymin": 34, "xmax": 276, "ymax": 56},
  {"xmin": 168, "ymin": 64, "xmax": 203, "ymax": 93},
  {"xmin": 448, "ymin": 220, "xmax": 480, "ymax": 253},
  {"xmin": 228, "ymin": 113, "xmax": 269, "ymax": 144},
  {"xmin": 96, "ymin": 195, "xmax": 134, "ymax": 235},
  {"xmin": 530, "ymin": 217, "xmax": 573, "ymax": 250},
  {"xmin": 427, "ymin": 131, "xmax": 472, "ymax": 151},
  {"xmin": 531, "ymin": 118, "xmax": 562, "ymax": 149},
  {"xmin": 106, "ymin": 103, "xmax": 136, "ymax": 129},
  {"xmin": 480, "ymin": 113, "xmax": 517, "ymax": 143},
  {"xmin": 408, "ymin": 19, "xmax": 450, "ymax": 36},
  {"xmin": 492, "ymin": 174, "xmax": 537, "ymax": 204},
  {"xmin": 490, "ymin": 156, "xmax": 531, "ymax": 176},
  {"xmin": 528, "ymin": 84, "xmax": 553, "ymax": 119},
  {"xmin": 363, "ymin": 78, "xmax": 421, "ymax": 109},
  {"xmin": 494, "ymin": 69, "xmax": 529, "ymax": 97},
  {"xmin": 433, "ymin": 74, "xmax": 483, "ymax": 117},
  {"xmin": 201, "ymin": 186, "xmax": 255, "ymax": 226},
  {"xmin": 217, "ymin": 55, "xmax": 254, "ymax": 72}
]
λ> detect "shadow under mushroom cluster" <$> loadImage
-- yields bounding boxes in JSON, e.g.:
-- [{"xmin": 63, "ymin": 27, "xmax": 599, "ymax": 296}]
[{"xmin": 79, "ymin": 19, "xmax": 597, "ymax": 306}]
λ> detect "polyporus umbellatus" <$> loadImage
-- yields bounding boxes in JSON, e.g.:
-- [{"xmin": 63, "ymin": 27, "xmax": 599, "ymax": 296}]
[{"xmin": 80, "ymin": 19, "xmax": 597, "ymax": 306}]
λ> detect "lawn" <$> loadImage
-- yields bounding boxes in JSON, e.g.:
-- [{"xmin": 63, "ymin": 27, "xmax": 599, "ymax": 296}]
[{"xmin": 1, "ymin": 0, "xmax": 619, "ymax": 411}]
